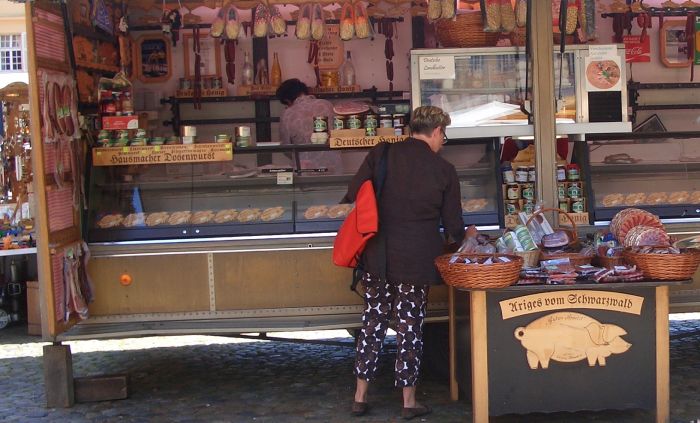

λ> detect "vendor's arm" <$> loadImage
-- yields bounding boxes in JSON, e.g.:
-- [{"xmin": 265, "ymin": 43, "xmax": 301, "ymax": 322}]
[{"xmin": 441, "ymin": 166, "xmax": 466, "ymax": 243}]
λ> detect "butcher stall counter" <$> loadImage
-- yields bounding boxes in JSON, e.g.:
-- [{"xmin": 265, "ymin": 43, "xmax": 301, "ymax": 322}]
[{"xmin": 448, "ymin": 280, "xmax": 689, "ymax": 423}]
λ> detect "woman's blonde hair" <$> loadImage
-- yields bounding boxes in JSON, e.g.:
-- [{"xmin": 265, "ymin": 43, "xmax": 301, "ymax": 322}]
[{"xmin": 409, "ymin": 106, "xmax": 451, "ymax": 136}]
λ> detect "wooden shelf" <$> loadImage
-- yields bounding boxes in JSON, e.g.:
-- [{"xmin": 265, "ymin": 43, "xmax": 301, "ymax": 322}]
[
  {"xmin": 92, "ymin": 143, "xmax": 233, "ymax": 167},
  {"xmin": 163, "ymin": 90, "xmax": 408, "ymax": 104}
]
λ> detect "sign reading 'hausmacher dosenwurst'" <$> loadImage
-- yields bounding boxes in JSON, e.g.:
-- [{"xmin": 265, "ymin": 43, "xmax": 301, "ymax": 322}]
[
  {"xmin": 92, "ymin": 143, "xmax": 233, "ymax": 166},
  {"xmin": 499, "ymin": 290, "xmax": 644, "ymax": 319},
  {"xmin": 329, "ymin": 135, "xmax": 408, "ymax": 149}
]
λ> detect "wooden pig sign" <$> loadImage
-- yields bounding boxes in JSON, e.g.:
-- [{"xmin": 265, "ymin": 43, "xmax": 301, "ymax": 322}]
[{"xmin": 514, "ymin": 312, "xmax": 631, "ymax": 369}]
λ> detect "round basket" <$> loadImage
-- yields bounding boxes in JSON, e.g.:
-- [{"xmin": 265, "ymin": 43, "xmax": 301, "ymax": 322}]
[
  {"xmin": 435, "ymin": 253, "xmax": 523, "ymax": 289},
  {"xmin": 436, "ymin": 12, "xmax": 500, "ymax": 48},
  {"xmin": 623, "ymin": 248, "xmax": 700, "ymax": 280},
  {"xmin": 514, "ymin": 249, "xmax": 540, "ymax": 268},
  {"xmin": 593, "ymin": 255, "xmax": 627, "ymax": 269},
  {"xmin": 526, "ymin": 207, "xmax": 579, "ymax": 249},
  {"xmin": 540, "ymin": 251, "xmax": 593, "ymax": 266}
]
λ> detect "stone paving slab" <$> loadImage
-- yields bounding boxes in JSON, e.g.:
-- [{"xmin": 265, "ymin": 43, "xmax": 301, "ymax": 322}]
[{"xmin": 0, "ymin": 317, "xmax": 699, "ymax": 422}]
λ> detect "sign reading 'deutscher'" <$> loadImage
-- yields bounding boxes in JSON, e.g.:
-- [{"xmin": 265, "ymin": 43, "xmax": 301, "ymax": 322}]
[
  {"xmin": 92, "ymin": 143, "xmax": 233, "ymax": 166},
  {"xmin": 499, "ymin": 290, "xmax": 644, "ymax": 319},
  {"xmin": 329, "ymin": 135, "xmax": 408, "ymax": 149}
]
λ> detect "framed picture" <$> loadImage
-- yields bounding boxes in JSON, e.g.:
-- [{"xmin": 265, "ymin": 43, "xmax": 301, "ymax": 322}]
[
  {"xmin": 182, "ymin": 30, "xmax": 222, "ymax": 78},
  {"xmin": 134, "ymin": 35, "xmax": 172, "ymax": 83},
  {"xmin": 633, "ymin": 114, "xmax": 667, "ymax": 133}
]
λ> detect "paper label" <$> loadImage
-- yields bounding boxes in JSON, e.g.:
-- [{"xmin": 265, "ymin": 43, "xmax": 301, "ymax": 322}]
[
  {"xmin": 585, "ymin": 45, "xmax": 622, "ymax": 92},
  {"xmin": 418, "ymin": 56, "xmax": 456, "ymax": 80},
  {"xmin": 277, "ymin": 172, "xmax": 293, "ymax": 185}
]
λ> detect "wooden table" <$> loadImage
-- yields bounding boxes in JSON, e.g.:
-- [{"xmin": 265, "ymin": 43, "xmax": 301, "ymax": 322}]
[{"xmin": 448, "ymin": 281, "xmax": 688, "ymax": 423}]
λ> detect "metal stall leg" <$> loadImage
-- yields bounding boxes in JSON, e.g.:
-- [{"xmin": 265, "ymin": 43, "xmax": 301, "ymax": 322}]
[{"xmin": 43, "ymin": 343, "xmax": 74, "ymax": 408}]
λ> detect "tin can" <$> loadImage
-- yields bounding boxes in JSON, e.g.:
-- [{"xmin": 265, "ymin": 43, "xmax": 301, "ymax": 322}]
[
  {"xmin": 515, "ymin": 224, "xmax": 536, "ymax": 250},
  {"xmin": 528, "ymin": 166, "xmax": 536, "ymax": 182},
  {"xmin": 521, "ymin": 183, "xmax": 535, "ymax": 201},
  {"xmin": 393, "ymin": 126, "xmax": 403, "ymax": 136},
  {"xmin": 502, "ymin": 165, "xmax": 515, "ymax": 184},
  {"xmin": 506, "ymin": 183, "xmax": 520, "ymax": 200},
  {"xmin": 515, "ymin": 166, "xmax": 529, "ymax": 183},
  {"xmin": 212, "ymin": 77, "xmax": 223, "ymax": 89},
  {"xmin": 505, "ymin": 200, "xmax": 520, "ymax": 215},
  {"xmin": 567, "ymin": 182, "xmax": 582, "ymax": 199},
  {"xmin": 333, "ymin": 115, "xmax": 346, "ymax": 130},
  {"xmin": 557, "ymin": 182, "xmax": 567, "ymax": 200},
  {"xmin": 364, "ymin": 114, "xmax": 378, "ymax": 129},
  {"xmin": 313, "ymin": 116, "xmax": 328, "ymax": 133},
  {"xmin": 571, "ymin": 198, "xmax": 585, "ymax": 213},
  {"xmin": 503, "ymin": 231, "xmax": 523, "ymax": 250},
  {"xmin": 366, "ymin": 127, "xmax": 377, "ymax": 136},
  {"xmin": 379, "ymin": 115, "xmax": 393, "ymax": 128},
  {"xmin": 522, "ymin": 201, "xmax": 535, "ymax": 215},
  {"xmin": 556, "ymin": 164, "xmax": 567, "ymax": 182},
  {"xmin": 559, "ymin": 199, "xmax": 570, "ymax": 212},
  {"xmin": 347, "ymin": 115, "xmax": 362, "ymax": 129},
  {"xmin": 180, "ymin": 78, "xmax": 192, "ymax": 90},
  {"xmin": 392, "ymin": 114, "xmax": 406, "ymax": 128}
]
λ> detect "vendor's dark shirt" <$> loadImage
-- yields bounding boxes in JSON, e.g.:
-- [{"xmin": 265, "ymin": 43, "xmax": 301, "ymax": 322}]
[{"xmin": 342, "ymin": 138, "xmax": 465, "ymax": 285}]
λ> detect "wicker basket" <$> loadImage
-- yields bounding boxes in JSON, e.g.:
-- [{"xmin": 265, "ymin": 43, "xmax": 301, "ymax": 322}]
[
  {"xmin": 435, "ymin": 253, "xmax": 523, "ymax": 289},
  {"xmin": 623, "ymin": 248, "xmax": 700, "ymax": 281},
  {"xmin": 515, "ymin": 249, "xmax": 540, "ymax": 268},
  {"xmin": 436, "ymin": 12, "xmax": 500, "ymax": 48}
]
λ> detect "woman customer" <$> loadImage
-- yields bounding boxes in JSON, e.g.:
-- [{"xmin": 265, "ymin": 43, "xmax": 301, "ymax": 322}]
[
  {"xmin": 341, "ymin": 106, "xmax": 465, "ymax": 419},
  {"xmin": 276, "ymin": 78, "xmax": 341, "ymax": 174}
]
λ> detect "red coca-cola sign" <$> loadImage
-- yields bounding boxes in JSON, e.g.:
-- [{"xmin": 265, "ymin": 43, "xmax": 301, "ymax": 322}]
[{"xmin": 623, "ymin": 35, "xmax": 651, "ymax": 62}]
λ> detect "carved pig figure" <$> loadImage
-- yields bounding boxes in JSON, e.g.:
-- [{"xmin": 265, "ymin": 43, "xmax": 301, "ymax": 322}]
[{"xmin": 514, "ymin": 312, "xmax": 631, "ymax": 369}]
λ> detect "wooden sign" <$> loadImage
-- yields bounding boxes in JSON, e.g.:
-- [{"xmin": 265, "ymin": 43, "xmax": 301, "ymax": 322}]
[
  {"xmin": 318, "ymin": 25, "xmax": 344, "ymax": 70},
  {"xmin": 514, "ymin": 312, "xmax": 631, "ymax": 368},
  {"xmin": 92, "ymin": 143, "xmax": 233, "ymax": 166},
  {"xmin": 500, "ymin": 290, "xmax": 644, "ymax": 319},
  {"xmin": 329, "ymin": 134, "xmax": 408, "ymax": 149}
]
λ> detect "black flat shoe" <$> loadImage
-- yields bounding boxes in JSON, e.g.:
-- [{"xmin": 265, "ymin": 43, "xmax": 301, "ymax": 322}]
[
  {"xmin": 401, "ymin": 404, "xmax": 432, "ymax": 420},
  {"xmin": 351, "ymin": 401, "xmax": 369, "ymax": 417}
]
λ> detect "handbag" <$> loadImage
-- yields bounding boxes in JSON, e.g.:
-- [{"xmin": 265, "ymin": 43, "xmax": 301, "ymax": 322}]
[{"xmin": 332, "ymin": 144, "xmax": 389, "ymax": 268}]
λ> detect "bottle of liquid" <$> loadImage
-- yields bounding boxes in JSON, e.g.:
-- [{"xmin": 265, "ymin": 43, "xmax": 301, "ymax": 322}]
[
  {"xmin": 339, "ymin": 51, "xmax": 356, "ymax": 87},
  {"xmin": 242, "ymin": 51, "xmax": 254, "ymax": 86},
  {"xmin": 270, "ymin": 52, "xmax": 282, "ymax": 86}
]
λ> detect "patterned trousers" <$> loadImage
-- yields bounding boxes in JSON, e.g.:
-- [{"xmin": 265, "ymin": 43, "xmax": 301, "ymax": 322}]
[{"xmin": 353, "ymin": 273, "xmax": 430, "ymax": 387}]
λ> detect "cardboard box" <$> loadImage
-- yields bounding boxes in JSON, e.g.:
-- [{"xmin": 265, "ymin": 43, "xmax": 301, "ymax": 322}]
[{"xmin": 102, "ymin": 115, "xmax": 140, "ymax": 130}]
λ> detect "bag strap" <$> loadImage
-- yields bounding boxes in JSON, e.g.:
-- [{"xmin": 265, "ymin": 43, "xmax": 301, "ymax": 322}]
[{"xmin": 351, "ymin": 143, "xmax": 391, "ymax": 294}]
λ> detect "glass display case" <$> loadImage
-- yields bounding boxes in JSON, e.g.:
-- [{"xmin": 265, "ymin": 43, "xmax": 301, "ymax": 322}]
[
  {"xmin": 586, "ymin": 138, "xmax": 700, "ymax": 222},
  {"xmin": 85, "ymin": 140, "xmax": 502, "ymax": 243},
  {"xmin": 410, "ymin": 45, "xmax": 628, "ymax": 138}
]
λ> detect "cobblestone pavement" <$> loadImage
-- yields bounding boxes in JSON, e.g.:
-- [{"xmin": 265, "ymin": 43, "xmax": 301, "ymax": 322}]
[{"xmin": 1, "ymin": 314, "xmax": 700, "ymax": 422}]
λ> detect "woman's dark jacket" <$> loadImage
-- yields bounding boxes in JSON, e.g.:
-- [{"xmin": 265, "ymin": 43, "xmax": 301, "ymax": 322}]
[{"xmin": 342, "ymin": 138, "xmax": 465, "ymax": 286}]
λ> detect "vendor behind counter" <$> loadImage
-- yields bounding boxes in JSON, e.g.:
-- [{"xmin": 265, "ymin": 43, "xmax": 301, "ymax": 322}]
[{"xmin": 277, "ymin": 79, "xmax": 343, "ymax": 174}]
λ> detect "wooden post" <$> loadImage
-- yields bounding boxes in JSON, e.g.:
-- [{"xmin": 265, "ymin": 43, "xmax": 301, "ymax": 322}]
[
  {"xmin": 43, "ymin": 344, "xmax": 74, "ymax": 408},
  {"xmin": 448, "ymin": 286, "xmax": 458, "ymax": 401},
  {"xmin": 656, "ymin": 286, "xmax": 670, "ymax": 423},
  {"xmin": 470, "ymin": 291, "xmax": 488, "ymax": 423}
]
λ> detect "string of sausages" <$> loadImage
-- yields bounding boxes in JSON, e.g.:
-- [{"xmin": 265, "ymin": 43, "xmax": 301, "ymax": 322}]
[
  {"xmin": 378, "ymin": 19, "xmax": 394, "ymax": 91},
  {"xmin": 307, "ymin": 40, "xmax": 320, "ymax": 86},
  {"xmin": 193, "ymin": 26, "xmax": 202, "ymax": 109},
  {"xmin": 224, "ymin": 39, "xmax": 236, "ymax": 85}
]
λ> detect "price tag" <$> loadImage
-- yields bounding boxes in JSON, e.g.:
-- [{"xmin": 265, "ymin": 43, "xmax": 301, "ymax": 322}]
[
  {"xmin": 277, "ymin": 172, "xmax": 293, "ymax": 185},
  {"xmin": 122, "ymin": 147, "xmax": 129, "ymax": 153}
]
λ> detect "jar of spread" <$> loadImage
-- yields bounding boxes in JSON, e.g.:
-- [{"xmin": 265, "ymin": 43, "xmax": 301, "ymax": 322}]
[
  {"xmin": 347, "ymin": 115, "xmax": 362, "ymax": 129},
  {"xmin": 366, "ymin": 127, "xmax": 377, "ymax": 136},
  {"xmin": 527, "ymin": 166, "xmax": 536, "ymax": 182},
  {"xmin": 571, "ymin": 198, "xmax": 585, "ymax": 213},
  {"xmin": 379, "ymin": 115, "xmax": 393, "ymax": 128},
  {"xmin": 556, "ymin": 164, "xmax": 566, "ymax": 182},
  {"xmin": 515, "ymin": 166, "xmax": 529, "ymax": 183},
  {"xmin": 506, "ymin": 183, "xmax": 521, "ymax": 200},
  {"xmin": 566, "ymin": 164, "xmax": 580, "ymax": 181},
  {"xmin": 313, "ymin": 116, "xmax": 328, "ymax": 133},
  {"xmin": 364, "ymin": 114, "xmax": 378, "ymax": 129},
  {"xmin": 567, "ymin": 181, "xmax": 582, "ymax": 199},
  {"xmin": 394, "ymin": 126, "xmax": 404, "ymax": 136},
  {"xmin": 505, "ymin": 200, "xmax": 520, "ymax": 215},
  {"xmin": 557, "ymin": 182, "xmax": 567, "ymax": 200},
  {"xmin": 392, "ymin": 114, "xmax": 406, "ymax": 128},
  {"xmin": 521, "ymin": 183, "xmax": 535, "ymax": 201},
  {"xmin": 559, "ymin": 199, "xmax": 570, "ymax": 212},
  {"xmin": 502, "ymin": 165, "xmax": 515, "ymax": 184},
  {"xmin": 522, "ymin": 200, "xmax": 535, "ymax": 214},
  {"xmin": 333, "ymin": 115, "xmax": 346, "ymax": 130}
]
